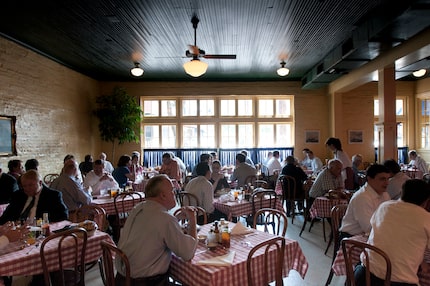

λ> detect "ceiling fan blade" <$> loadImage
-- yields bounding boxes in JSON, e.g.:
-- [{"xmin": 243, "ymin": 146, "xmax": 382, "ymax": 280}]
[{"xmin": 203, "ymin": 54, "xmax": 237, "ymax": 59}]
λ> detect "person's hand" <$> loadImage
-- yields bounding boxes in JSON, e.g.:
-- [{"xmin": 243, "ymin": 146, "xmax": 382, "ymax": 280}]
[{"xmin": 3, "ymin": 224, "xmax": 29, "ymax": 243}]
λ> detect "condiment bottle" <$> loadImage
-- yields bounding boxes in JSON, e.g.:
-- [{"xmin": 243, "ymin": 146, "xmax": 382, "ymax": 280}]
[
  {"xmin": 42, "ymin": 213, "xmax": 50, "ymax": 236},
  {"xmin": 213, "ymin": 221, "xmax": 221, "ymax": 243},
  {"xmin": 221, "ymin": 226, "xmax": 230, "ymax": 248}
]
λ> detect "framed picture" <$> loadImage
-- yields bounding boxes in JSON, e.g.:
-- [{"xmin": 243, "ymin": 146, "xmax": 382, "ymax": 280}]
[
  {"xmin": 0, "ymin": 115, "xmax": 17, "ymax": 156},
  {"xmin": 305, "ymin": 130, "xmax": 320, "ymax": 144},
  {"xmin": 348, "ymin": 130, "xmax": 363, "ymax": 144}
]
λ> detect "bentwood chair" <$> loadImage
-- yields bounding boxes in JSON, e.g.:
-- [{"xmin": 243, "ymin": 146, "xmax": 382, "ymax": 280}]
[
  {"xmin": 40, "ymin": 227, "xmax": 88, "ymax": 286},
  {"xmin": 246, "ymin": 189, "xmax": 278, "ymax": 227},
  {"xmin": 113, "ymin": 192, "xmax": 143, "ymax": 242},
  {"xmin": 175, "ymin": 191, "xmax": 199, "ymax": 207},
  {"xmin": 247, "ymin": 237, "xmax": 285, "ymax": 286},
  {"xmin": 174, "ymin": 206, "xmax": 208, "ymax": 226},
  {"xmin": 100, "ymin": 241, "xmax": 131, "ymax": 286},
  {"xmin": 43, "ymin": 173, "xmax": 60, "ymax": 186},
  {"xmin": 324, "ymin": 204, "xmax": 348, "ymax": 286},
  {"xmin": 279, "ymin": 175, "xmax": 308, "ymax": 224},
  {"xmin": 252, "ymin": 208, "xmax": 288, "ymax": 236},
  {"xmin": 342, "ymin": 239, "xmax": 391, "ymax": 286},
  {"xmin": 73, "ymin": 205, "xmax": 107, "ymax": 232}
]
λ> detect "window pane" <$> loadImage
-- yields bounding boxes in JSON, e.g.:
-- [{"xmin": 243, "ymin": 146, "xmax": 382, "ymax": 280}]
[
  {"xmin": 258, "ymin": 124, "xmax": 274, "ymax": 147},
  {"xmin": 220, "ymin": 100, "xmax": 236, "ymax": 116},
  {"xmin": 161, "ymin": 125, "xmax": 176, "ymax": 148},
  {"xmin": 374, "ymin": 125, "xmax": 379, "ymax": 148},
  {"xmin": 396, "ymin": 122, "xmax": 404, "ymax": 147},
  {"xmin": 276, "ymin": 124, "xmax": 292, "ymax": 146},
  {"xmin": 182, "ymin": 125, "xmax": 198, "ymax": 147},
  {"xmin": 238, "ymin": 100, "xmax": 253, "ymax": 116},
  {"xmin": 182, "ymin": 100, "xmax": 198, "ymax": 116},
  {"xmin": 422, "ymin": 125, "xmax": 430, "ymax": 149},
  {"xmin": 276, "ymin": 99, "xmax": 291, "ymax": 117},
  {"xmin": 374, "ymin": 99, "xmax": 379, "ymax": 116},
  {"xmin": 200, "ymin": 124, "xmax": 215, "ymax": 147},
  {"xmin": 200, "ymin": 100, "xmax": 215, "ymax": 116},
  {"xmin": 220, "ymin": 124, "xmax": 236, "ymax": 147},
  {"xmin": 258, "ymin": 99, "xmax": 273, "ymax": 117},
  {"xmin": 238, "ymin": 124, "xmax": 253, "ymax": 147},
  {"xmin": 396, "ymin": 99, "xmax": 403, "ymax": 116},
  {"xmin": 144, "ymin": 125, "xmax": 159, "ymax": 147},
  {"xmin": 161, "ymin": 100, "xmax": 176, "ymax": 117},
  {"xmin": 144, "ymin": 100, "xmax": 159, "ymax": 117}
]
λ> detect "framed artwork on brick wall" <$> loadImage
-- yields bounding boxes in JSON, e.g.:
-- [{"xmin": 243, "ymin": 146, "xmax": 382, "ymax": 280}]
[
  {"xmin": 305, "ymin": 130, "xmax": 320, "ymax": 144},
  {"xmin": 0, "ymin": 115, "xmax": 17, "ymax": 156}
]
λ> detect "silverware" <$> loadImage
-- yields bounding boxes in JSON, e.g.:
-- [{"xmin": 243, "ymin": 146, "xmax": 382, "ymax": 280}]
[{"xmin": 26, "ymin": 242, "xmax": 40, "ymax": 255}]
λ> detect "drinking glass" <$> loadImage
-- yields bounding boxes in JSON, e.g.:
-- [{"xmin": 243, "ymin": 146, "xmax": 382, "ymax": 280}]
[{"xmin": 237, "ymin": 191, "xmax": 243, "ymax": 203}]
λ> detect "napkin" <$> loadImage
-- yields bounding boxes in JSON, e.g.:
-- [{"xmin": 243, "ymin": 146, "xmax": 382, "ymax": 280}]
[
  {"xmin": 195, "ymin": 251, "xmax": 236, "ymax": 266},
  {"xmin": 230, "ymin": 222, "xmax": 254, "ymax": 235}
]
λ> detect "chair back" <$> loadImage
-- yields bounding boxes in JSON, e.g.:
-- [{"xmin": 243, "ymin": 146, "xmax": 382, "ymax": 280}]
[
  {"xmin": 253, "ymin": 208, "xmax": 288, "ymax": 236},
  {"xmin": 280, "ymin": 175, "xmax": 297, "ymax": 201},
  {"xmin": 342, "ymin": 239, "xmax": 391, "ymax": 286},
  {"xmin": 40, "ymin": 227, "xmax": 88, "ymax": 286},
  {"xmin": 100, "ymin": 241, "xmax": 131, "ymax": 286},
  {"xmin": 176, "ymin": 191, "xmax": 199, "ymax": 207},
  {"xmin": 43, "ymin": 173, "xmax": 60, "ymax": 186},
  {"xmin": 174, "ymin": 206, "xmax": 207, "ymax": 225},
  {"xmin": 251, "ymin": 189, "xmax": 278, "ymax": 214},
  {"xmin": 247, "ymin": 236, "xmax": 285, "ymax": 286},
  {"xmin": 113, "ymin": 192, "xmax": 143, "ymax": 241},
  {"xmin": 72, "ymin": 205, "xmax": 107, "ymax": 232}
]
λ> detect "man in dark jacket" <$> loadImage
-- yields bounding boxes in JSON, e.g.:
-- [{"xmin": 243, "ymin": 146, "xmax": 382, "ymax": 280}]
[
  {"xmin": 281, "ymin": 156, "xmax": 308, "ymax": 216},
  {"xmin": 0, "ymin": 170, "xmax": 68, "ymax": 225},
  {"xmin": 0, "ymin": 163, "xmax": 19, "ymax": 204}
]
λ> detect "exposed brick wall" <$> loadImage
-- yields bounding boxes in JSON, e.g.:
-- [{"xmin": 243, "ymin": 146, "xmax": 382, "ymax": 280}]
[{"xmin": 0, "ymin": 37, "xmax": 100, "ymax": 176}]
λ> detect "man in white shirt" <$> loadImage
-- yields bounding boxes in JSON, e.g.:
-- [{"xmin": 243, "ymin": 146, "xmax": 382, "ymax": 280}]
[
  {"xmin": 83, "ymin": 159, "xmax": 119, "ymax": 196},
  {"xmin": 356, "ymin": 179, "xmax": 430, "ymax": 285},
  {"xmin": 383, "ymin": 159, "xmax": 410, "ymax": 200},
  {"xmin": 308, "ymin": 150, "xmax": 323, "ymax": 174},
  {"xmin": 408, "ymin": 150, "xmax": 428, "ymax": 179},
  {"xmin": 339, "ymin": 164, "xmax": 391, "ymax": 238},
  {"xmin": 267, "ymin": 150, "xmax": 282, "ymax": 176}
]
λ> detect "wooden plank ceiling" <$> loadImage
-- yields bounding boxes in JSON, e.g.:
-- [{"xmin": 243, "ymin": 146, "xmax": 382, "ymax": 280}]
[{"xmin": 0, "ymin": 0, "xmax": 429, "ymax": 88}]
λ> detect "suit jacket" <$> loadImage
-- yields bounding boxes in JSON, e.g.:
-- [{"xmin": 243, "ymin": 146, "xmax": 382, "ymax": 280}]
[
  {"xmin": 0, "ymin": 185, "xmax": 68, "ymax": 225},
  {"xmin": 0, "ymin": 173, "xmax": 19, "ymax": 204}
]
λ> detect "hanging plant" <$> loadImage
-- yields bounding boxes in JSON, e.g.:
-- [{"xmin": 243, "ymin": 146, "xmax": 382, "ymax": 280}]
[{"xmin": 93, "ymin": 87, "xmax": 143, "ymax": 159}]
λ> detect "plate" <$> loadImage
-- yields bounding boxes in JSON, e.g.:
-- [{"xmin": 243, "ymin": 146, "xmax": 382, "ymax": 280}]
[{"xmin": 197, "ymin": 234, "xmax": 207, "ymax": 242}]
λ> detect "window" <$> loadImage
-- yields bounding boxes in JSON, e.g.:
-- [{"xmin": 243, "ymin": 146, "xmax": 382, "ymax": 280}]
[
  {"xmin": 419, "ymin": 99, "xmax": 430, "ymax": 148},
  {"xmin": 374, "ymin": 98, "xmax": 406, "ymax": 147},
  {"xmin": 142, "ymin": 96, "xmax": 293, "ymax": 148}
]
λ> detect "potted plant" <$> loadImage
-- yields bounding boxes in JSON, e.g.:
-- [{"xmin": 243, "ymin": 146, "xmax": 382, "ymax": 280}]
[{"xmin": 94, "ymin": 87, "xmax": 143, "ymax": 159}]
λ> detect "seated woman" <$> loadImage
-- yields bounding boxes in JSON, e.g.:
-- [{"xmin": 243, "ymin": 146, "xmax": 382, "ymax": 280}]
[
  {"xmin": 112, "ymin": 155, "xmax": 135, "ymax": 189},
  {"xmin": 210, "ymin": 160, "xmax": 230, "ymax": 195},
  {"xmin": 129, "ymin": 151, "xmax": 144, "ymax": 183}
]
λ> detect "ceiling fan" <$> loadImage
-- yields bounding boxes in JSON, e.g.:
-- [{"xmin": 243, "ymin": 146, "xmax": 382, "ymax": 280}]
[{"xmin": 183, "ymin": 14, "xmax": 236, "ymax": 77}]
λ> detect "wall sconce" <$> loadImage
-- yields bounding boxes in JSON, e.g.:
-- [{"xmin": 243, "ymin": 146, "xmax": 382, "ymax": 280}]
[
  {"xmin": 183, "ymin": 59, "xmax": 208, "ymax": 77},
  {"xmin": 130, "ymin": 62, "xmax": 144, "ymax": 77},
  {"xmin": 277, "ymin": 61, "xmax": 290, "ymax": 77},
  {"xmin": 412, "ymin": 69, "xmax": 426, "ymax": 78}
]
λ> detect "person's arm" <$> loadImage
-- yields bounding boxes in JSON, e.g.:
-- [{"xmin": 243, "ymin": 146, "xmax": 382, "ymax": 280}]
[{"xmin": 354, "ymin": 196, "xmax": 376, "ymax": 234}]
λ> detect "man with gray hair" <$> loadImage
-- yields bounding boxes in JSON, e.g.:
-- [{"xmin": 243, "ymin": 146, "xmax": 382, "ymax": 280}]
[
  {"xmin": 116, "ymin": 174, "xmax": 198, "ymax": 285},
  {"xmin": 309, "ymin": 159, "xmax": 344, "ymax": 200},
  {"xmin": 0, "ymin": 162, "xmax": 19, "ymax": 204}
]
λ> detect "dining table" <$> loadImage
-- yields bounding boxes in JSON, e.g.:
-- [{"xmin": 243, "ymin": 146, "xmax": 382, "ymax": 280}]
[
  {"xmin": 299, "ymin": 196, "xmax": 349, "ymax": 237},
  {"xmin": 213, "ymin": 195, "xmax": 284, "ymax": 221},
  {"xmin": 91, "ymin": 191, "xmax": 145, "ymax": 215},
  {"xmin": 0, "ymin": 220, "xmax": 114, "ymax": 281},
  {"xmin": 332, "ymin": 234, "xmax": 430, "ymax": 286},
  {"xmin": 170, "ymin": 222, "xmax": 308, "ymax": 286}
]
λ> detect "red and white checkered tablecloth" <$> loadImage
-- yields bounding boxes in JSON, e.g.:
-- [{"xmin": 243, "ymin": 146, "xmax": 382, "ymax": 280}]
[
  {"xmin": 0, "ymin": 220, "xmax": 114, "ymax": 277},
  {"xmin": 309, "ymin": 197, "xmax": 348, "ymax": 219},
  {"xmin": 91, "ymin": 192, "xmax": 144, "ymax": 215},
  {"xmin": 170, "ymin": 223, "xmax": 308, "ymax": 286},
  {"xmin": 0, "ymin": 204, "xmax": 8, "ymax": 217},
  {"xmin": 332, "ymin": 234, "xmax": 430, "ymax": 286},
  {"xmin": 213, "ymin": 198, "xmax": 284, "ymax": 221}
]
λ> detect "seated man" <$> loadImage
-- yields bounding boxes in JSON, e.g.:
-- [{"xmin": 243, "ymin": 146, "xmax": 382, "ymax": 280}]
[
  {"xmin": 408, "ymin": 150, "xmax": 428, "ymax": 179},
  {"xmin": 0, "ymin": 163, "xmax": 19, "ymax": 204},
  {"xmin": 51, "ymin": 159, "xmax": 92, "ymax": 212},
  {"xmin": 230, "ymin": 153, "xmax": 257, "ymax": 188},
  {"xmin": 84, "ymin": 159, "xmax": 119, "ymax": 196},
  {"xmin": 355, "ymin": 179, "xmax": 430, "ymax": 286},
  {"xmin": 383, "ymin": 159, "xmax": 410, "ymax": 200},
  {"xmin": 210, "ymin": 160, "xmax": 230, "ymax": 194},
  {"xmin": 309, "ymin": 159, "xmax": 344, "ymax": 202},
  {"xmin": 0, "ymin": 170, "xmax": 68, "ymax": 225},
  {"xmin": 339, "ymin": 164, "xmax": 391, "ymax": 239},
  {"xmin": 116, "ymin": 175, "xmax": 198, "ymax": 285},
  {"xmin": 281, "ymin": 156, "xmax": 308, "ymax": 216},
  {"xmin": 159, "ymin": 152, "xmax": 182, "ymax": 183},
  {"xmin": 185, "ymin": 162, "xmax": 224, "ymax": 223}
]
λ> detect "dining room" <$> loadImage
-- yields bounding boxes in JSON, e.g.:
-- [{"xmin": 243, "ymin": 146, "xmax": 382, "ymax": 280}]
[{"xmin": 1, "ymin": 1, "xmax": 430, "ymax": 285}]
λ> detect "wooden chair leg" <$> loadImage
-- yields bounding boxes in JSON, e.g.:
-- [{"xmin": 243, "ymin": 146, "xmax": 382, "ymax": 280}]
[
  {"xmin": 324, "ymin": 232, "xmax": 333, "ymax": 255},
  {"xmin": 322, "ymin": 218, "xmax": 326, "ymax": 242}
]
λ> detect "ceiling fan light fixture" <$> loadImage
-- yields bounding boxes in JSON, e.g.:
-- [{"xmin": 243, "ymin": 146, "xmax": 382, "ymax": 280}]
[
  {"xmin": 130, "ymin": 62, "xmax": 144, "ymax": 77},
  {"xmin": 183, "ymin": 59, "xmax": 208, "ymax": 77},
  {"xmin": 277, "ymin": 61, "xmax": 290, "ymax": 77},
  {"xmin": 412, "ymin": 69, "xmax": 426, "ymax": 78}
]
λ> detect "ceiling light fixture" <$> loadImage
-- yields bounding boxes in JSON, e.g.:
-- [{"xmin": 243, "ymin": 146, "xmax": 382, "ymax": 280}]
[
  {"xmin": 412, "ymin": 69, "xmax": 426, "ymax": 78},
  {"xmin": 183, "ymin": 59, "xmax": 208, "ymax": 77},
  {"xmin": 277, "ymin": 61, "xmax": 290, "ymax": 77},
  {"xmin": 130, "ymin": 62, "xmax": 144, "ymax": 77}
]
